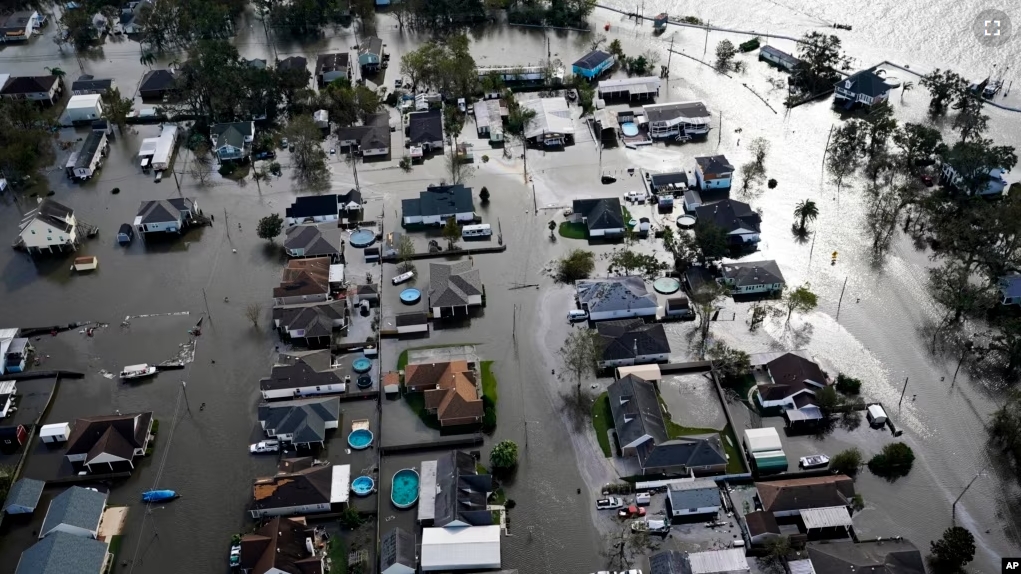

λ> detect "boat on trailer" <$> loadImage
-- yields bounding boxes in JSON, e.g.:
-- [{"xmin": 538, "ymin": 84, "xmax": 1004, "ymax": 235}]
[
  {"xmin": 799, "ymin": 454, "xmax": 830, "ymax": 469},
  {"xmin": 142, "ymin": 489, "xmax": 179, "ymax": 503},
  {"xmin": 120, "ymin": 364, "xmax": 157, "ymax": 380}
]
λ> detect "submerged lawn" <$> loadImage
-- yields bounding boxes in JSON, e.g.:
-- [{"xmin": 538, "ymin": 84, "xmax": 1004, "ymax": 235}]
[{"xmin": 592, "ymin": 392, "xmax": 613, "ymax": 457}]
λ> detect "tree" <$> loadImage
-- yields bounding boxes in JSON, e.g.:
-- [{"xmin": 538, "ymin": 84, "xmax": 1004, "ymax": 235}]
[
  {"xmin": 257, "ymin": 213, "xmax": 284, "ymax": 242},
  {"xmin": 693, "ymin": 221, "xmax": 730, "ymax": 263},
  {"xmin": 893, "ymin": 123, "xmax": 944, "ymax": 173},
  {"xmin": 244, "ymin": 302, "xmax": 263, "ymax": 328},
  {"xmin": 444, "ymin": 104, "xmax": 466, "ymax": 146},
  {"xmin": 603, "ymin": 523, "xmax": 651, "ymax": 572},
  {"xmin": 940, "ymin": 138, "xmax": 1017, "ymax": 196},
  {"xmin": 952, "ymin": 95, "xmax": 989, "ymax": 142},
  {"xmin": 556, "ymin": 249, "xmax": 595, "ymax": 282},
  {"xmin": 835, "ymin": 374, "xmax": 862, "ymax": 395},
  {"xmin": 558, "ymin": 327, "xmax": 602, "ymax": 392},
  {"xmin": 608, "ymin": 249, "xmax": 663, "ymax": 279},
  {"xmin": 740, "ymin": 162, "xmax": 765, "ymax": 194},
  {"xmin": 826, "ymin": 121, "xmax": 866, "ymax": 192},
  {"xmin": 506, "ymin": 104, "xmax": 537, "ymax": 180},
  {"xmin": 990, "ymin": 390, "xmax": 1021, "ymax": 482},
  {"xmin": 101, "ymin": 88, "xmax": 134, "ymax": 133},
  {"xmin": 920, "ymin": 68, "xmax": 969, "ymax": 117},
  {"xmin": 189, "ymin": 142, "xmax": 213, "ymax": 186},
  {"xmin": 929, "ymin": 527, "xmax": 976, "ymax": 573},
  {"xmin": 989, "ymin": 318, "xmax": 1021, "ymax": 379},
  {"xmin": 927, "ymin": 261, "xmax": 995, "ymax": 349},
  {"xmin": 900, "ymin": 80, "xmax": 914, "ymax": 102},
  {"xmin": 816, "ymin": 385, "xmax": 841, "ymax": 413},
  {"xmin": 795, "ymin": 32, "xmax": 847, "ymax": 91},
  {"xmin": 830, "ymin": 447, "xmax": 864, "ymax": 476},
  {"xmin": 45, "ymin": 67, "xmax": 66, "ymax": 80},
  {"xmin": 793, "ymin": 199, "xmax": 819, "ymax": 233},
  {"xmin": 140, "ymin": 51, "xmax": 158, "ymax": 68},
  {"xmin": 396, "ymin": 234, "xmax": 416, "ymax": 274},
  {"xmin": 707, "ymin": 342, "xmax": 750, "ymax": 380},
  {"xmin": 441, "ymin": 216, "xmax": 461, "ymax": 249},
  {"xmin": 778, "ymin": 284, "xmax": 818, "ymax": 325},
  {"xmin": 867, "ymin": 442, "xmax": 915, "ymax": 478},
  {"xmin": 749, "ymin": 137, "xmax": 769, "ymax": 171},
  {"xmin": 691, "ymin": 282, "xmax": 729, "ymax": 356},
  {"xmin": 758, "ymin": 536, "xmax": 791, "ymax": 574},
  {"xmin": 607, "ymin": 39, "xmax": 625, "ymax": 60},
  {"xmin": 0, "ymin": 98, "xmax": 56, "ymax": 181},
  {"xmin": 287, "ymin": 116, "xmax": 329, "ymax": 189},
  {"xmin": 861, "ymin": 102, "xmax": 898, "ymax": 166},
  {"xmin": 715, "ymin": 40, "xmax": 737, "ymax": 70},
  {"xmin": 60, "ymin": 8, "xmax": 98, "ymax": 52},
  {"xmin": 489, "ymin": 440, "xmax": 518, "ymax": 469},
  {"xmin": 445, "ymin": 147, "xmax": 473, "ymax": 186},
  {"xmin": 479, "ymin": 186, "xmax": 490, "ymax": 204}
]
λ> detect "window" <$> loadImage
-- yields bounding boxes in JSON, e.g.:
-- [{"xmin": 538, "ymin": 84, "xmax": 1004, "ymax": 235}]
[{"xmin": 315, "ymin": 386, "xmax": 321, "ymax": 391}]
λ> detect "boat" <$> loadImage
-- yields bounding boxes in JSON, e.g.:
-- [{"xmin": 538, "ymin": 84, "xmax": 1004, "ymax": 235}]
[
  {"xmin": 229, "ymin": 544, "xmax": 241, "ymax": 568},
  {"xmin": 142, "ymin": 489, "xmax": 179, "ymax": 503},
  {"xmin": 120, "ymin": 364, "xmax": 157, "ymax": 380},
  {"xmin": 799, "ymin": 454, "xmax": 830, "ymax": 469}
]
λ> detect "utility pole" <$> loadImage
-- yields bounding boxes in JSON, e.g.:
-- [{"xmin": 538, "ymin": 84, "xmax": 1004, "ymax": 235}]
[
  {"xmin": 201, "ymin": 288, "xmax": 212, "ymax": 319},
  {"xmin": 952, "ymin": 471, "xmax": 984, "ymax": 524},
  {"xmin": 702, "ymin": 21, "xmax": 710, "ymax": 59},
  {"xmin": 898, "ymin": 377, "xmax": 909, "ymax": 408},
  {"xmin": 223, "ymin": 209, "xmax": 231, "ymax": 241},
  {"xmin": 717, "ymin": 112, "xmax": 722, "ymax": 147},
  {"xmin": 807, "ymin": 231, "xmax": 817, "ymax": 268},
  {"xmin": 181, "ymin": 381, "xmax": 191, "ymax": 414},
  {"xmin": 834, "ymin": 276, "xmax": 847, "ymax": 320}
]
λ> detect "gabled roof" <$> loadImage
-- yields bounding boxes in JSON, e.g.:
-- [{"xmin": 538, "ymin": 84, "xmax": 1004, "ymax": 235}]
[
  {"xmin": 71, "ymin": 75, "xmax": 113, "ymax": 92},
  {"xmin": 761, "ymin": 352, "xmax": 826, "ymax": 401},
  {"xmin": 755, "ymin": 475, "xmax": 855, "ymax": 513},
  {"xmin": 338, "ymin": 188, "xmax": 362, "ymax": 209},
  {"xmin": 434, "ymin": 450, "xmax": 493, "ymax": 527},
  {"xmin": 650, "ymin": 550, "xmax": 689, "ymax": 574},
  {"xmin": 273, "ymin": 258, "xmax": 331, "ymax": 298},
  {"xmin": 251, "ymin": 462, "xmax": 334, "ymax": 512},
  {"xmin": 135, "ymin": 198, "xmax": 196, "ymax": 224},
  {"xmin": 285, "ymin": 195, "xmax": 339, "ymax": 219},
  {"xmin": 597, "ymin": 318, "xmax": 670, "ymax": 361},
  {"xmin": 316, "ymin": 53, "xmax": 350, "ymax": 75},
  {"xmin": 572, "ymin": 197, "xmax": 624, "ymax": 231},
  {"xmin": 380, "ymin": 527, "xmax": 416, "ymax": 573},
  {"xmin": 75, "ymin": 132, "xmax": 105, "ymax": 168},
  {"xmin": 807, "ymin": 540, "xmax": 926, "ymax": 574},
  {"xmin": 421, "ymin": 361, "xmax": 482, "ymax": 423},
  {"xmin": 273, "ymin": 301, "xmax": 346, "ymax": 338},
  {"xmin": 667, "ymin": 479, "xmax": 721, "ymax": 509},
  {"xmin": 335, "ymin": 112, "xmax": 391, "ymax": 150},
  {"xmin": 15, "ymin": 532, "xmax": 109, "ymax": 574},
  {"xmin": 721, "ymin": 260, "xmax": 785, "ymax": 287},
  {"xmin": 521, "ymin": 97, "xmax": 573, "ymax": 139},
  {"xmin": 695, "ymin": 199, "xmax": 761, "ymax": 234},
  {"xmin": 138, "ymin": 69, "xmax": 175, "ymax": 93},
  {"xmin": 4, "ymin": 478, "xmax": 45, "ymax": 513},
  {"xmin": 576, "ymin": 276, "xmax": 658, "ymax": 315},
  {"xmin": 359, "ymin": 37, "xmax": 384, "ymax": 58},
  {"xmin": 258, "ymin": 397, "xmax": 341, "ymax": 445},
  {"xmin": 695, "ymin": 155, "xmax": 734, "ymax": 175},
  {"xmin": 260, "ymin": 350, "xmax": 346, "ymax": 391},
  {"xmin": 284, "ymin": 225, "xmax": 341, "ymax": 259},
  {"xmin": 607, "ymin": 374, "xmax": 667, "ymax": 447},
  {"xmin": 402, "ymin": 184, "xmax": 474, "ymax": 218},
  {"xmin": 278, "ymin": 56, "xmax": 308, "ymax": 71},
  {"xmin": 744, "ymin": 510, "xmax": 781, "ymax": 537},
  {"xmin": 760, "ymin": 45, "xmax": 801, "ymax": 67},
  {"xmin": 835, "ymin": 67, "xmax": 893, "ymax": 98},
  {"xmin": 573, "ymin": 50, "xmax": 613, "ymax": 70},
  {"xmin": 40, "ymin": 487, "xmax": 107, "ymax": 537},
  {"xmin": 2, "ymin": 76, "xmax": 58, "ymax": 95},
  {"xmin": 408, "ymin": 108, "xmax": 443, "ymax": 144},
  {"xmin": 643, "ymin": 435, "xmax": 728, "ymax": 470},
  {"xmin": 429, "ymin": 260, "xmax": 483, "ymax": 308},
  {"xmin": 211, "ymin": 121, "xmax": 254, "ymax": 150},
  {"xmin": 66, "ymin": 412, "xmax": 152, "ymax": 460},
  {"xmin": 20, "ymin": 199, "xmax": 75, "ymax": 235},
  {"xmin": 239, "ymin": 516, "xmax": 323, "ymax": 574}
]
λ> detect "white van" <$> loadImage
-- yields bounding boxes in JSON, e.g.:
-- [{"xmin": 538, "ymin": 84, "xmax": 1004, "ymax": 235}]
[
  {"xmin": 462, "ymin": 224, "xmax": 492, "ymax": 239},
  {"xmin": 732, "ymin": 539, "xmax": 746, "ymax": 548},
  {"xmin": 567, "ymin": 310, "xmax": 589, "ymax": 322},
  {"xmin": 635, "ymin": 492, "xmax": 651, "ymax": 506},
  {"xmin": 392, "ymin": 271, "xmax": 415, "ymax": 285}
]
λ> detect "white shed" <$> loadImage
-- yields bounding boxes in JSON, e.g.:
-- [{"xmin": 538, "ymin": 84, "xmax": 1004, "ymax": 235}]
[
  {"xmin": 866, "ymin": 404, "xmax": 887, "ymax": 425},
  {"xmin": 420, "ymin": 525, "xmax": 501, "ymax": 571},
  {"xmin": 39, "ymin": 422, "xmax": 71, "ymax": 443},
  {"xmin": 60, "ymin": 94, "xmax": 104, "ymax": 125},
  {"xmin": 744, "ymin": 427, "xmax": 782, "ymax": 454}
]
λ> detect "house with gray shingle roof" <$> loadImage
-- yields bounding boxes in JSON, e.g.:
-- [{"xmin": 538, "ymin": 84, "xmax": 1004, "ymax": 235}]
[
  {"xmin": 666, "ymin": 479, "xmax": 722, "ymax": 519},
  {"xmin": 428, "ymin": 260, "xmax": 483, "ymax": 318},
  {"xmin": 258, "ymin": 397, "xmax": 341, "ymax": 448},
  {"xmin": 720, "ymin": 260, "xmax": 785, "ymax": 295},
  {"xmin": 210, "ymin": 121, "xmax": 255, "ymax": 162},
  {"xmin": 284, "ymin": 224, "xmax": 341, "ymax": 262},
  {"xmin": 15, "ymin": 531, "xmax": 110, "ymax": 574},
  {"xmin": 575, "ymin": 276, "xmax": 658, "ymax": 321},
  {"xmin": 272, "ymin": 300, "xmax": 346, "ymax": 347},
  {"xmin": 596, "ymin": 318, "xmax": 671, "ymax": 368},
  {"xmin": 3, "ymin": 477, "xmax": 45, "ymax": 514},
  {"xmin": 134, "ymin": 197, "xmax": 200, "ymax": 237},
  {"xmin": 39, "ymin": 486, "xmax": 107, "ymax": 539},
  {"xmin": 570, "ymin": 197, "xmax": 625, "ymax": 238}
]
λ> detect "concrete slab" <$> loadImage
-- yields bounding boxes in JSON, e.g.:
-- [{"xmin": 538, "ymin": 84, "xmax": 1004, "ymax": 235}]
[
  {"xmin": 659, "ymin": 372, "xmax": 727, "ymax": 431},
  {"xmin": 98, "ymin": 506, "xmax": 128, "ymax": 540}
]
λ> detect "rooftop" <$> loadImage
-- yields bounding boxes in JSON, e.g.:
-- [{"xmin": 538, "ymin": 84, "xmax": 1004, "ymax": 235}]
[
  {"xmin": 643, "ymin": 100, "xmax": 711, "ymax": 124},
  {"xmin": 596, "ymin": 318, "xmax": 670, "ymax": 362},
  {"xmin": 836, "ymin": 67, "xmax": 893, "ymax": 98},
  {"xmin": 607, "ymin": 374, "xmax": 667, "ymax": 448},
  {"xmin": 433, "ymin": 450, "xmax": 493, "ymax": 527},
  {"xmin": 408, "ymin": 108, "xmax": 443, "ymax": 145},
  {"xmin": 695, "ymin": 199, "xmax": 761, "ymax": 235},
  {"xmin": 239, "ymin": 516, "xmax": 324, "ymax": 574},
  {"xmin": 284, "ymin": 225, "xmax": 341, "ymax": 259},
  {"xmin": 801, "ymin": 506, "xmax": 853, "ymax": 530},
  {"xmin": 285, "ymin": 195, "xmax": 339, "ymax": 219},
  {"xmin": 695, "ymin": 155, "xmax": 735, "ymax": 174},
  {"xmin": 260, "ymin": 350, "xmax": 347, "ymax": 392},
  {"xmin": 138, "ymin": 69, "xmax": 175, "ymax": 92},
  {"xmin": 755, "ymin": 475, "xmax": 856, "ymax": 513},
  {"xmin": 40, "ymin": 486, "xmax": 107, "ymax": 537},
  {"xmin": 520, "ymin": 97, "xmax": 574, "ymax": 139},
  {"xmin": 428, "ymin": 260, "xmax": 483, "ymax": 308},
  {"xmin": 759, "ymin": 353, "xmax": 827, "ymax": 402},
  {"xmin": 402, "ymin": 184, "xmax": 474, "ymax": 218},
  {"xmin": 15, "ymin": 532, "xmax": 109, "ymax": 574},
  {"xmin": 20, "ymin": 199, "xmax": 75, "ymax": 235},
  {"xmin": 66, "ymin": 412, "xmax": 152, "ymax": 462},
  {"xmin": 576, "ymin": 276, "xmax": 658, "ymax": 315},
  {"xmin": 721, "ymin": 260, "xmax": 785, "ymax": 288},
  {"xmin": 3, "ymin": 478, "xmax": 45, "ymax": 513},
  {"xmin": 251, "ymin": 460, "xmax": 349, "ymax": 512},
  {"xmin": 572, "ymin": 50, "xmax": 613, "ymax": 70},
  {"xmin": 807, "ymin": 539, "xmax": 926, "ymax": 574},
  {"xmin": 380, "ymin": 527, "xmax": 416, "ymax": 573},
  {"xmin": 572, "ymin": 197, "xmax": 624, "ymax": 231},
  {"xmin": 258, "ymin": 397, "xmax": 341, "ymax": 445},
  {"xmin": 273, "ymin": 258, "xmax": 331, "ymax": 299},
  {"xmin": 135, "ymin": 198, "xmax": 196, "ymax": 224},
  {"xmin": 667, "ymin": 479, "xmax": 721, "ymax": 509},
  {"xmin": 420, "ymin": 525, "xmax": 501, "ymax": 571}
]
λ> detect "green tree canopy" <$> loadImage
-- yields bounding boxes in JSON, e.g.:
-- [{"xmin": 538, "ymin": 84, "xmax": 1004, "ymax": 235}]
[
  {"xmin": 557, "ymin": 249, "xmax": 595, "ymax": 282},
  {"xmin": 867, "ymin": 442, "xmax": 915, "ymax": 479},
  {"xmin": 929, "ymin": 527, "xmax": 976, "ymax": 572},
  {"xmin": 830, "ymin": 447, "xmax": 864, "ymax": 476},
  {"xmin": 257, "ymin": 213, "xmax": 283, "ymax": 242},
  {"xmin": 490, "ymin": 440, "xmax": 518, "ymax": 469}
]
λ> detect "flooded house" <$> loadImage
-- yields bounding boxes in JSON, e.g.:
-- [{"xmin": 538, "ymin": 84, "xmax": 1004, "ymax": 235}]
[
  {"xmin": 14, "ymin": 532, "xmax": 111, "ymax": 574},
  {"xmin": 249, "ymin": 457, "xmax": 349, "ymax": 518},
  {"xmin": 315, "ymin": 52, "xmax": 350, "ymax": 87},
  {"xmin": 238, "ymin": 516, "xmax": 326, "ymax": 574},
  {"xmin": 428, "ymin": 260, "xmax": 484, "ymax": 319},
  {"xmin": 257, "ymin": 397, "xmax": 341, "ymax": 449},
  {"xmin": 64, "ymin": 411, "xmax": 154, "ymax": 473},
  {"xmin": 695, "ymin": 199, "xmax": 761, "ymax": 246},
  {"xmin": 595, "ymin": 319, "xmax": 671, "ymax": 368},
  {"xmin": 273, "ymin": 258, "xmax": 331, "ymax": 305},
  {"xmin": 134, "ymin": 198, "xmax": 201, "ymax": 238},
  {"xmin": 259, "ymin": 349, "xmax": 349, "ymax": 399},
  {"xmin": 39, "ymin": 486, "xmax": 107, "ymax": 539},
  {"xmin": 16, "ymin": 199, "xmax": 82, "ymax": 255}
]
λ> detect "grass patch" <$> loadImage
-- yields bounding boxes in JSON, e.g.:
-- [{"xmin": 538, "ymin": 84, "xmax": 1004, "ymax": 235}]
[
  {"xmin": 108, "ymin": 535, "xmax": 124, "ymax": 571},
  {"xmin": 558, "ymin": 221, "xmax": 589, "ymax": 239},
  {"xmin": 491, "ymin": 510, "xmax": 502, "ymax": 525},
  {"xmin": 622, "ymin": 206, "xmax": 632, "ymax": 222},
  {"xmin": 403, "ymin": 391, "xmax": 441, "ymax": 430},
  {"xmin": 396, "ymin": 343, "xmax": 475, "ymax": 371},
  {"xmin": 327, "ymin": 538, "xmax": 348, "ymax": 573},
  {"xmin": 481, "ymin": 361, "xmax": 497, "ymax": 403},
  {"xmin": 592, "ymin": 392, "xmax": 613, "ymax": 458}
]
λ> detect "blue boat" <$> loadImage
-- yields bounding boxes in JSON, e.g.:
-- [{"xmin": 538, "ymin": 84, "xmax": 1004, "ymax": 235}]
[{"xmin": 142, "ymin": 490, "xmax": 179, "ymax": 503}]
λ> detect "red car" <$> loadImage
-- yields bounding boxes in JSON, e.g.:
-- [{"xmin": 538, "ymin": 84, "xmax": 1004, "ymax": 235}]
[
  {"xmin": 920, "ymin": 174, "xmax": 934, "ymax": 187},
  {"xmin": 618, "ymin": 505, "xmax": 647, "ymax": 519}
]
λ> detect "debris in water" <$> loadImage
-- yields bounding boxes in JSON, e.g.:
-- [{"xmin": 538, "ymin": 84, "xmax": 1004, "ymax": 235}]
[{"xmin": 98, "ymin": 370, "xmax": 116, "ymax": 380}]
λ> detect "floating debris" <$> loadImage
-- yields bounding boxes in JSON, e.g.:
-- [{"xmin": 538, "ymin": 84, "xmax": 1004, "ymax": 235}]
[{"xmin": 98, "ymin": 369, "xmax": 116, "ymax": 380}]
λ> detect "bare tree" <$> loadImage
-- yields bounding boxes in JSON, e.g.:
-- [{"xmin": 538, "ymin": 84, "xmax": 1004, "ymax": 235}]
[
  {"xmin": 691, "ymin": 282, "xmax": 729, "ymax": 357},
  {"xmin": 558, "ymin": 328, "xmax": 603, "ymax": 394},
  {"xmin": 245, "ymin": 303, "xmax": 263, "ymax": 328},
  {"xmin": 602, "ymin": 523, "xmax": 651, "ymax": 572},
  {"xmin": 445, "ymin": 147, "xmax": 474, "ymax": 186},
  {"xmin": 397, "ymin": 234, "xmax": 416, "ymax": 274},
  {"xmin": 190, "ymin": 143, "xmax": 213, "ymax": 186}
]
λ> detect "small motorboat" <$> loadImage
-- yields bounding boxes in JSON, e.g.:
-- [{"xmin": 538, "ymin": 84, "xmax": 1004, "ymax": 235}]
[
  {"xmin": 799, "ymin": 454, "xmax": 830, "ymax": 469},
  {"xmin": 120, "ymin": 364, "xmax": 157, "ymax": 380},
  {"xmin": 142, "ymin": 489, "xmax": 179, "ymax": 503}
]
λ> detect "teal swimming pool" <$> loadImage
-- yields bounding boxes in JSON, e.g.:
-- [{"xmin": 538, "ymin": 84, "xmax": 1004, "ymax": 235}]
[{"xmin": 391, "ymin": 468, "xmax": 420, "ymax": 508}]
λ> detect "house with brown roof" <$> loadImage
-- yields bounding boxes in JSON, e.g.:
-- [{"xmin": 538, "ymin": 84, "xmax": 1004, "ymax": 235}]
[
  {"xmin": 64, "ymin": 412, "xmax": 154, "ymax": 473},
  {"xmin": 250, "ymin": 457, "xmax": 350, "ymax": 518},
  {"xmin": 755, "ymin": 352, "xmax": 830, "ymax": 410},
  {"xmin": 755, "ymin": 475, "xmax": 856, "ymax": 518},
  {"xmin": 404, "ymin": 361, "xmax": 483, "ymax": 427},
  {"xmin": 274, "ymin": 257, "xmax": 331, "ymax": 305},
  {"xmin": 238, "ymin": 516, "xmax": 325, "ymax": 574},
  {"xmin": 1, "ymin": 75, "xmax": 62, "ymax": 105},
  {"xmin": 742, "ymin": 510, "xmax": 781, "ymax": 545}
]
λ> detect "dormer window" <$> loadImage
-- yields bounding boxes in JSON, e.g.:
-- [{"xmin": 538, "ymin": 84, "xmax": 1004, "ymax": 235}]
[{"xmin": 844, "ymin": 80, "xmax": 852, "ymax": 89}]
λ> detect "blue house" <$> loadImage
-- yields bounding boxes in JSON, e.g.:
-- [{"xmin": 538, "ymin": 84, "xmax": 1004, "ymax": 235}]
[{"xmin": 572, "ymin": 50, "xmax": 615, "ymax": 80}]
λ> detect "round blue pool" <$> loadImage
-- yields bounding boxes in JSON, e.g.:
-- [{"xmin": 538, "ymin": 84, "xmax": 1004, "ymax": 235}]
[
  {"xmin": 349, "ymin": 229, "xmax": 376, "ymax": 248},
  {"xmin": 352, "ymin": 356, "xmax": 372, "ymax": 373},
  {"xmin": 348, "ymin": 429, "xmax": 374, "ymax": 450},
  {"xmin": 391, "ymin": 468, "xmax": 420, "ymax": 509},
  {"xmin": 621, "ymin": 122, "xmax": 639, "ymax": 137},
  {"xmin": 351, "ymin": 475, "xmax": 375, "ymax": 496},
  {"xmin": 653, "ymin": 277, "xmax": 681, "ymax": 295},
  {"xmin": 357, "ymin": 374, "xmax": 372, "ymax": 389},
  {"xmin": 400, "ymin": 288, "xmax": 421, "ymax": 304}
]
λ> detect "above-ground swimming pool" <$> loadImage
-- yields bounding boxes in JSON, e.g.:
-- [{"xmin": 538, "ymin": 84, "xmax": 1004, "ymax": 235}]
[
  {"xmin": 349, "ymin": 229, "xmax": 376, "ymax": 248},
  {"xmin": 391, "ymin": 469, "xmax": 420, "ymax": 508},
  {"xmin": 676, "ymin": 215, "xmax": 696, "ymax": 228},
  {"xmin": 347, "ymin": 428, "xmax": 374, "ymax": 450},
  {"xmin": 653, "ymin": 277, "xmax": 681, "ymax": 295},
  {"xmin": 621, "ymin": 122, "xmax": 639, "ymax": 137},
  {"xmin": 351, "ymin": 475, "xmax": 375, "ymax": 496},
  {"xmin": 357, "ymin": 374, "xmax": 372, "ymax": 389},
  {"xmin": 352, "ymin": 356, "xmax": 372, "ymax": 373},
  {"xmin": 400, "ymin": 288, "xmax": 421, "ymax": 304}
]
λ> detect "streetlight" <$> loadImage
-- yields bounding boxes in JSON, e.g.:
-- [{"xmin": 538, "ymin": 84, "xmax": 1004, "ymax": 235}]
[{"xmin": 952, "ymin": 469, "xmax": 987, "ymax": 524}]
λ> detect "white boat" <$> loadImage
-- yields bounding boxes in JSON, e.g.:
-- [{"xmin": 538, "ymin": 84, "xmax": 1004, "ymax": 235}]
[
  {"xmin": 799, "ymin": 454, "xmax": 830, "ymax": 469},
  {"xmin": 120, "ymin": 364, "xmax": 157, "ymax": 380}
]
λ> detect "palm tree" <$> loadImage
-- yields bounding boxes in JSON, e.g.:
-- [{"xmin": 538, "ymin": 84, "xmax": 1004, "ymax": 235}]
[
  {"xmin": 900, "ymin": 80, "xmax": 914, "ymax": 103},
  {"xmin": 794, "ymin": 200, "xmax": 819, "ymax": 233},
  {"xmin": 140, "ymin": 51, "xmax": 157, "ymax": 68},
  {"xmin": 44, "ymin": 67, "xmax": 66, "ymax": 79}
]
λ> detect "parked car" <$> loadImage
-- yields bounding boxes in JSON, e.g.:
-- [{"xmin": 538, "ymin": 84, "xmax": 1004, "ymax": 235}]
[
  {"xmin": 229, "ymin": 544, "xmax": 241, "ymax": 567},
  {"xmin": 249, "ymin": 440, "xmax": 280, "ymax": 454},
  {"xmin": 618, "ymin": 505, "xmax": 646, "ymax": 519},
  {"xmin": 596, "ymin": 497, "xmax": 624, "ymax": 510},
  {"xmin": 635, "ymin": 492, "xmax": 651, "ymax": 506},
  {"xmin": 254, "ymin": 151, "xmax": 276, "ymax": 161},
  {"xmin": 457, "ymin": 97, "xmax": 466, "ymax": 112},
  {"xmin": 280, "ymin": 138, "xmax": 289, "ymax": 148},
  {"xmin": 567, "ymin": 310, "xmax": 589, "ymax": 322}
]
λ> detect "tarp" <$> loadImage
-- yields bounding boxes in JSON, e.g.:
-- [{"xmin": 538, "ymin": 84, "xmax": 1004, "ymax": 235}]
[{"xmin": 615, "ymin": 364, "xmax": 661, "ymax": 381}]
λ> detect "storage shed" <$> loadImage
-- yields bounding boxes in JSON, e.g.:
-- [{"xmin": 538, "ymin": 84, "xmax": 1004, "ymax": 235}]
[
  {"xmin": 744, "ymin": 427, "xmax": 782, "ymax": 453},
  {"xmin": 3, "ymin": 478, "xmax": 44, "ymax": 515},
  {"xmin": 866, "ymin": 404, "xmax": 887, "ymax": 425},
  {"xmin": 60, "ymin": 94, "xmax": 104, "ymax": 125},
  {"xmin": 39, "ymin": 422, "xmax": 70, "ymax": 443},
  {"xmin": 0, "ymin": 425, "xmax": 27, "ymax": 448},
  {"xmin": 420, "ymin": 525, "xmax": 501, "ymax": 571}
]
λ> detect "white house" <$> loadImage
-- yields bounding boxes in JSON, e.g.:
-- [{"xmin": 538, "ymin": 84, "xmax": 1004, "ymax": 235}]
[
  {"xmin": 575, "ymin": 277, "xmax": 659, "ymax": 321},
  {"xmin": 134, "ymin": 197, "xmax": 200, "ymax": 237},
  {"xmin": 0, "ymin": 10, "xmax": 38, "ymax": 42},
  {"xmin": 250, "ymin": 462, "xmax": 349, "ymax": 518},
  {"xmin": 694, "ymin": 155, "xmax": 734, "ymax": 189},
  {"xmin": 65, "ymin": 131, "xmax": 108, "ymax": 180},
  {"xmin": 833, "ymin": 67, "xmax": 892, "ymax": 109},
  {"xmin": 596, "ymin": 319, "xmax": 671, "ymax": 368},
  {"xmin": 666, "ymin": 479, "xmax": 722, "ymax": 519},
  {"xmin": 643, "ymin": 101, "xmax": 712, "ymax": 139},
  {"xmin": 940, "ymin": 162, "xmax": 1008, "ymax": 196},
  {"xmin": 401, "ymin": 185, "xmax": 475, "ymax": 226},
  {"xmin": 260, "ymin": 350, "xmax": 348, "ymax": 400},
  {"xmin": 60, "ymin": 94, "xmax": 104, "ymax": 125},
  {"xmin": 210, "ymin": 121, "xmax": 255, "ymax": 163},
  {"xmin": 428, "ymin": 261, "xmax": 483, "ymax": 318},
  {"xmin": 39, "ymin": 422, "xmax": 70, "ymax": 443},
  {"xmin": 719, "ymin": 260, "xmax": 785, "ymax": 295},
  {"xmin": 17, "ymin": 199, "xmax": 79, "ymax": 254},
  {"xmin": 755, "ymin": 353, "xmax": 829, "ymax": 409},
  {"xmin": 420, "ymin": 526, "xmax": 502, "ymax": 572},
  {"xmin": 38, "ymin": 487, "xmax": 107, "ymax": 539}
]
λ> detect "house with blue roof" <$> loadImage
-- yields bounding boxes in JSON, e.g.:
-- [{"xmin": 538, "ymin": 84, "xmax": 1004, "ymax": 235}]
[
  {"xmin": 15, "ymin": 531, "xmax": 110, "ymax": 574},
  {"xmin": 572, "ymin": 50, "xmax": 615, "ymax": 79},
  {"xmin": 3, "ymin": 477, "xmax": 45, "ymax": 514},
  {"xmin": 39, "ymin": 486, "xmax": 107, "ymax": 539}
]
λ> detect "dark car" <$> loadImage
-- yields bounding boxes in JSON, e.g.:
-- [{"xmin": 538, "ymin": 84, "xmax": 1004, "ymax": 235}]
[
  {"xmin": 920, "ymin": 174, "xmax": 934, "ymax": 187},
  {"xmin": 601, "ymin": 175, "xmax": 616, "ymax": 184},
  {"xmin": 254, "ymin": 151, "xmax": 276, "ymax": 161}
]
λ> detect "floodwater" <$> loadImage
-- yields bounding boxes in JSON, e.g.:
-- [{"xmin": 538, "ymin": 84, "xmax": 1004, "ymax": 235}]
[{"xmin": 0, "ymin": 2, "xmax": 1019, "ymax": 572}]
